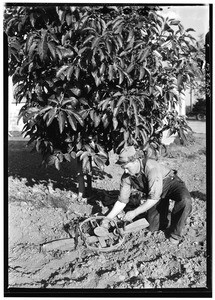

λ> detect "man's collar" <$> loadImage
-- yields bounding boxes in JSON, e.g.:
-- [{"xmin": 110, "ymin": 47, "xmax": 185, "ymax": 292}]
[{"xmin": 131, "ymin": 159, "xmax": 143, "ymax": 178}]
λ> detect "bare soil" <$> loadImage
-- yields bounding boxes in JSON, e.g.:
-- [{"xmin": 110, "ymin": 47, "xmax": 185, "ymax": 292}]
[{"xmin": 7, "ymin": 132, "xmax": 208, "ymax": 291}]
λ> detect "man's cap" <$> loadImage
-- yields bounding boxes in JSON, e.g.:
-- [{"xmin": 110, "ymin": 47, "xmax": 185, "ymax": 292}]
[{"xmin": 116, "ymin": 146, "xmax": 137, "ymax": 165}]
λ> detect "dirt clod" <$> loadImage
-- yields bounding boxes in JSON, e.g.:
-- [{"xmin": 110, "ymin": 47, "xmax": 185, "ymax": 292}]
[{"xmin": 8, "ymin": 133, "xmax": 207, "ymax": 289}]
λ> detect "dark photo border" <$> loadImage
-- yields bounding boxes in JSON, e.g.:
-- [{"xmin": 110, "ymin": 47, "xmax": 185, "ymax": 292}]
[{"xmin": 4, "ymin": 2, "xmax": 213, "ymax": 298}]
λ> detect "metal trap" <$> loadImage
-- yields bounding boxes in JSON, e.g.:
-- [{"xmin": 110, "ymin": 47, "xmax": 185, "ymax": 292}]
[{"xmin": 79, "ymin": 216, "xmax": 124, "ymax": 252}]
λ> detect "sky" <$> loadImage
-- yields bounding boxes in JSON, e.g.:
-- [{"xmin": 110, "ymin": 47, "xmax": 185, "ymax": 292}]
[
  {"xmin": 1, "ymin": 2, "xmax": 210, "ymax": 39},
  {"xmin": 159, "ymin": 5, "xmax": 210, "ymax": 106},
  {"xmin": 159, "ymin": 5, "xmax": 210, "ymax": 39}
]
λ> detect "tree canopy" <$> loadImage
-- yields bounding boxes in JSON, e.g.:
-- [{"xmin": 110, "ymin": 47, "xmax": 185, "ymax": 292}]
[{"xmin": 5, "ymin": 5, "xmax": 203, "ymax": 173}]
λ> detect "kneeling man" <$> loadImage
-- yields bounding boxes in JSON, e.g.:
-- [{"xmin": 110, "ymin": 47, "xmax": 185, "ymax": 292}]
[{"xmin": 104, "ymin": 146, "xmax": 192, "ymax": 245}]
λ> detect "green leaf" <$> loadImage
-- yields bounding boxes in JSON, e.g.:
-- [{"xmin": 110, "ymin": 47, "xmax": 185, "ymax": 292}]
[
  {"xmin": 92, "ymin": 36, "xmax": 100, "ymax": 49},
  {"xmin": 94, "ymin": 112, "xmax": 101, "ymax": 127},
  {"xmin": 29, "ymin": 13, "xmax": 36, "ymax": 27},
  {"xmin": 100, "ymin": 18, "xmax": 107, "ymax": 34},
  {"xmin": 78, "ymin": 46, "xmax": 88, "ymax": 56},
  {"xmin": 113, "ymin": 92, "xmax": 122, "ymax": 97},
  {"xmin": 127, "ymin": 29, "xmax": 134, "ymax": 42},
  {"xmin": 144, "ymin": 67, "xmax": 151, "ymax": 77},
  {"xmin": 67, "ymin": 114, "xmax": 77, "ymax": 131},
  {"xmin": 117, "ymin": 95, "xmax": 126, "ymax": 107},
  {"xmin": 132, "ymin": 101, "xmax": 139, "ymax": 126},
  {"xmin": 57, "ymin": 9, "xmax": 66, "ymax": 23},
  {"xmin": 62, "ymin": 97, "xmax": 77, "ymax": 106},
  {"xmin": 93, "ymin": 155, "xmax": 105, "ymax": 170},
  {"xmin": 85, "ymin": 144, "xmax": 93, "ymax": 152},
  {"xmin": 58, "ymin": 110, "xmax": 66, "ymax": 133},
  {"xmin": 48, "ymin": 98, "xmax": 58, "ymax": 105},
  {"xmin": 79, "ymin": 109, "xmax": 89, "ymax": 119},
  {"xmin": 89, "ymin": 109, "xmax": 94, "ymax": 121},
  {"xmin": 56, "ymin": 65, "xmax": 69, "ymax": 77},
  {"xmin": 134, "ymin": 41, "xmax": 145, "ymax": 49},
  {"xmin": 10, "ymin": 39, "xmax": 21, "ymax": 51},
  {"xmin": 79, "ymin": 14, "xmax": 89, "ymax": 28},
  {"xmin": 83, "ymin": 35, "xmax": 95, "ymax": 45},
  {"xmin": 46, "ymin": 108, "xmax": 57, "ymax": 126},
  {"xmin": 28, "ymin": 41, "xmax": 37, "ymax": 58},
  {"xmin": 28, "ymin": 62, "xmax": 34, "ymax": 73},
  {"xmin": 115, "ymin": 24, "xmax": 123, "ymax": 34},
  {"xmin": 93, "ymin": 73, "xmax": 101, "ymax": 86},
  {"xmin": 100, "ymin": 63, "xmax": 105, "ymax": 75},
  {"xmin": 66, "ymin": 65, "xmax": 74, "ymax": 80},
  {"xmin": 38, "ymin": 30, "xmax": 48, "ymax": 61},
  {"xmin": 64, "ymin": 153, "xmax": 71, "ymax": 162},
  {"xmin": 61, "ymin": 32, "xmax": 70, "ymax": 45},
  {"xmin": 113, "ymin": 107, "xmax": 118, "ymax": 118},
  {"xmin": 160, "ymin": 40, "xmax": 171, "ymax": 48},
  {"xmin": 71, "ymin": 87, "xmax": 81, "ymax": 97},
  {"xmin": 155, "ymin": 86, "xmax": 163, "ymax": 96},
  {"xmin": 82, "ymin": 155, "xmax": 90, "ymax": 171},
  {"xmin": 113, "ymin": 96, "xmax": 125, "ymax": 117},
  {"xmin": 115, "ymin": 35, "xmax": 123, "ymax": 48},
  {"xmin": 98, "ymin": 98, "xmax": 110, "ymax": 110},
  {"xmin": 80, "ymin": 151, "xmax": 90, "ymax": 161},
  {"xmin": 102, "ymin": 114, "xmax": 109, "ymax": 128},
  {"xmin": 170, "ymin": 20, "xmax": 180, "ymax": 25},
  {"xmin": 82, "ymin": 27, "xmax": 97, "ymax": 34},
  {"xmin": 106, "ymin": 40, "xmax": 112, "ymax": 54},
  {"xmin": 38, "ymin": 106, "xmax": 53, "ymax": 115},
  {"xmin": 55, "ymin": 157, "xmax": 60, "ymax": 170},
  {"xmin": 76, "ymin": 150, "xmax": 84, "ymax": 157},
  {"xmin": 138, "ymin": 47, "xmax": 150, "ymax": 62},
  {"xmin": 139, "ymin": 67, "xmax": 145, "ymax": 80},
  {"xmin": 108, "ymin": 65, "xmax": 114, "ymax": 81},
  {"xmin": 71, "ymin": 111, "xmax": 84, "ymax": 126},
  {"xmin": 185, "ymin": 28, "xmax": 196, "ymax": 32},
  {"xmin": 36, "ymin": 139, "xmax": 41, "ymax": 152},
  {"xmin": 112, "ymin": 17, "xmax": 123, "ymax": 29},
  {"xmin": 96, "ymin": 144, "xmax": 106, "ymax": 155},
  {"xmin": 70, "ymin": 151, "xmax": 76, "ymax": 159},
  {"xmin": 79, "ymin": 98, "xmax": 89, "ymax": 106},
  {"xmin": 57, "ymin": 152, "xmax": 64, "ymax": 163},
  {"xmin": 118, "ymin": 69, "xmax": 124, "ymax": 84},
  {"xmin": 123, "ymin": 71, "xmax": 133, "ymax": 86},
  {"xmin": 135, "ymin": 126, "xmax": 139, "ymax": 139},
  {"xmin": 140, "ymin": 129, "xmax": 148, "ymax": 144},
  {"xmin": 126, "ymin": 63, "xmax": 134, "ymax": 73},
  {"xmin": 177, "ymin": 74, "xmax": 183, "ymax": 92},
  {"xmin": 45, "ymin": 154, "xmax": 56, "ymax": 166},
  {"xmin": 153, "ymin": 50, "xmax": 162, "ymax": 59},
  {"xmin": 56, "ymin": 48, "xmax": 62, "ymax": 60},
  {"xmin": 113, "ymin": 117, "xmax": 118, "ymax": 129},
  {"xmin": 66, "ymin": 14, "xmax": 73, "ymax": 26},
  {"xmin": 74, "ymin": 67, "xmax": 80, "ymax": 80},
  {"xmin": 127, "ymin": 36, "xmax": 134, "ymax": 49}
]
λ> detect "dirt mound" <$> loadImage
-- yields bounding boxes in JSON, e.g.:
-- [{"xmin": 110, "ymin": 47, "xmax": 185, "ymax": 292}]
[{"xmin": 7, "ymin": 133, "xmax": 208, "ymax": 291}]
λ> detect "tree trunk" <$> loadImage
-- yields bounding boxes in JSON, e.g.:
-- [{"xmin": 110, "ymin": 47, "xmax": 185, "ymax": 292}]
[
  {"xmin": 86, "ymin": 156, "xmax": 92, "ymax": 196},
  {"xmin": 190, "ymin": 85, "xmax": 193, "ymax": 111},
  {"xmin": 77, "ymin": 157, "xmax": 93, "ymax": 199},
  {"xmin": 77, "ymin": 157, "xmax": 85, "ymax": 199}
]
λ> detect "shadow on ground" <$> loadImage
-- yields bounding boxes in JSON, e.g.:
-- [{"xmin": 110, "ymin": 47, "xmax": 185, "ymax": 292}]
[
  {"xmin": 8, "ymin": 140, "xmax": 113, "ymax": 194},
  {"xmin": 190, "ymin": 191, "xmax": 206, "ymax": 201},
  {"xmin": 8, "ymin": 140, "xmax": 78, "ymax": 191}
]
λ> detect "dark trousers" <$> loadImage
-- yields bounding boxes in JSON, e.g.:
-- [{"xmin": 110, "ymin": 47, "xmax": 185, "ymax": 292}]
[{"xmin": 146, "ymin": 175, "xmax": 192, "ymax": 240}]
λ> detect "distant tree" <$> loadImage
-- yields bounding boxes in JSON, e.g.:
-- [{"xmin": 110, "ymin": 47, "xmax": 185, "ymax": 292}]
[
  {"xmin": 4, "ymin": 5, "xmax": 203, "ymax": 198},
  {"xmin": 205, "ymin": 31, "xmax": 210, "ymax": 99},
  {"xmin": 191, "ymin": 34, "xmax": 207, "ymax": 99}
]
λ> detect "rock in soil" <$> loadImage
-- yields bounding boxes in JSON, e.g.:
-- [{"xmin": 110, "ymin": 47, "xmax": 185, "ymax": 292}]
[{"xmin": 7, "ymin": 133, "xmax": 208, "ymax": 289}]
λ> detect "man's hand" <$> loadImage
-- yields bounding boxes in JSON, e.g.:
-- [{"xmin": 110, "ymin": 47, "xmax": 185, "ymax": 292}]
[
  {"xmin": 124, "ymin": 210, "xmax": 136, "ymax": 222},
  {"xmin": 100, "ymin": 218, "xmax": 110, "ymax": 229}
]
